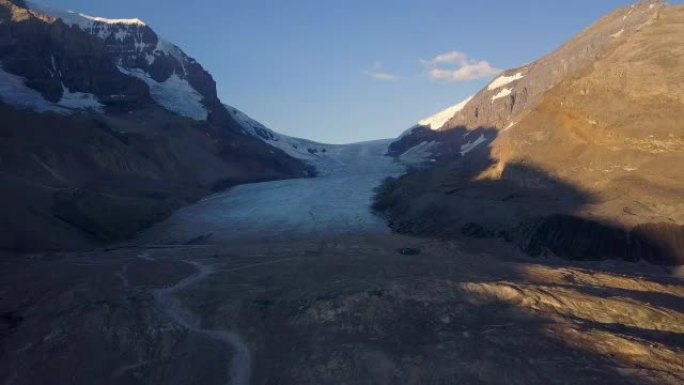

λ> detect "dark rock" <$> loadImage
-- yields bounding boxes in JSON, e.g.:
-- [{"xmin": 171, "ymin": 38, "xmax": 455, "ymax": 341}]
[
  {"xmin": 632, "ymin": 223, "xmax": 684, "ymax": 266},
  {"xmin": 517, "ymin": 215, "xmax": 684, "ymax": 265},
  {"xmin": 1, "ymin": 311, "xmax": 24, "ymax": 329},
  {"xmin": 517, "ymin": 215, "xmax": 635, "ymax": 261},
  {"xmin": 461, "ymin": 222, "xmax": 493, "ymax": 238}
]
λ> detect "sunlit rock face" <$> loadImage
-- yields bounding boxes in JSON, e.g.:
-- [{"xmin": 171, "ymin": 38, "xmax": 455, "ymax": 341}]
[{"xmin": 379, "ymin": 1, "xmax": 684, "ymax": 264}]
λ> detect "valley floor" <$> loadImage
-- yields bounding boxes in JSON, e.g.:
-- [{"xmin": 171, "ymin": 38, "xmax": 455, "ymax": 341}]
[
  {"xmin": 2, "ymin": 140, "xmax": 683, "ymax": 385},
  {"xmin": 1, "ymin": 235, "xmax": 682, "ymax": 385}
]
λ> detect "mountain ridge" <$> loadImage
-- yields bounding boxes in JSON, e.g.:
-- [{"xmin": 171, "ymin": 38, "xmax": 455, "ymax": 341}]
[
  {"xmin": 0, "ymin": 0, "xmax": 314, "ymax": 250},
  {"xmin": 377, "ymin": 0, "xmax": 684, "ymax": 265}
]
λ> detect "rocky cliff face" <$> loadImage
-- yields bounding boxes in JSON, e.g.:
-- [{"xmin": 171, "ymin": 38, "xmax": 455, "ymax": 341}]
[
  {"xmin": 0, "ymin": 0, "xmax": 313, "ymax": 250},
  {"xmin": 379, "ymin": 1, "xmax": 684, "ymax": 265}
]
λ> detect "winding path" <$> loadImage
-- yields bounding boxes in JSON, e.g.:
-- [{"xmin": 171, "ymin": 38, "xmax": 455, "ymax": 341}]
[
  {"xmin": 134, "ymin": 140, "xmax": 411, "ymax": 384},
  {"xmin": 153, "ymin": 261, "xmax": 251, "ymax": 385}
]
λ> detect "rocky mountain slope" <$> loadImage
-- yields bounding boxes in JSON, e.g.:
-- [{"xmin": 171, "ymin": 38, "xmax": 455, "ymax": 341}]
[
  {"xmin": 378, "ymin": 0, "xmax": 684, "ymax": 265},
  {"xmin": 0, "ymin": 0, "xmax": 312, "ymax": 250}
]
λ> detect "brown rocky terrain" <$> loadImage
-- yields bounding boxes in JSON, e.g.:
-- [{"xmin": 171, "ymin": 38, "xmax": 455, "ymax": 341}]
[
  {"xmin": 1, "ymin": 236, "xmax": 682, "ymax": 385},
  {"xmin": 379, "ymin": 1, "xmax": 684, "ymax": 265}
]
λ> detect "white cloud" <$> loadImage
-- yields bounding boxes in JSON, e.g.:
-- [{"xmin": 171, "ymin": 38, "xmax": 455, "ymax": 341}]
[
  {"xmin": 363, "ymin": 70, "xmax": 400, "ymax": 81},
  {"xmin": 422, "ymin": 50, "xmax": 501, "ymax": 82},
  {"xmin": 428, "ymin": 51, "xmax": 469, "ymax": 65}
]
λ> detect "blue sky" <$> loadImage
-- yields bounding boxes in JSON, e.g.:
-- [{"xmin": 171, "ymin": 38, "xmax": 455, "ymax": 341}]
[{"xmin": 41, "ymin": 0, "xmax": 665, "ymax": 143}]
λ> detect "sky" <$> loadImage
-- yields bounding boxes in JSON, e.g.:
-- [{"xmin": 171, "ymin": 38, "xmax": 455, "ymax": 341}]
[{"xmin": 38, "ymin": 0, "xmax": 671, "ymax": 143}]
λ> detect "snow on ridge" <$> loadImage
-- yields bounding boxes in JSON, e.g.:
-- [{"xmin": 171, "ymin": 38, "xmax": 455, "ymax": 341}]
[
  {"xmin": 610, "ymin": 29, "xmax": 624, "ymax": 38},
  {"xmin": 26, "ymin": 1, "xmax": 145, "ymax": 28},
  {"xmin": 487, "ymin": 72, "xmax": 524, "ymax": 91},
  {"xmin": 227, "ymin": 105, "xmax": 330, "ymax": 160},
  {"xmin": 30, "ymin": 0, "xmax": 191, "ymax": 69},
  {"xmin": 118, "ymin": 66, "xmax": 207, "ymax": 120},
  {"xmin": 491, "ymin": 88, "xmax": 512, "ymax": 102},
  {"xmin": 154, "ymin": 38, "xmax": 188, "ymax": 73},
  {"xmin": 418, "ymin": 96, "xmax": 474, "ymax": 130},
  {"xmin": 77, "ymin": 14, "xmax": 145, "ymax": 26}
]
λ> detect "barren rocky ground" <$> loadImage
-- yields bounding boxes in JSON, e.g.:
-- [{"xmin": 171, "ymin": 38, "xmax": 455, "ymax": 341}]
[{"xmin": 1, "ymin": 235, "xmax": 682, "ymax": 385}]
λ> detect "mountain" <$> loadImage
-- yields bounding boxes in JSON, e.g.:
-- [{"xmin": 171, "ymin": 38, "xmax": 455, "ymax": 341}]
[
  {"xmin": 226, "ymin": 105, "xmax": 334, "ymax": 161},
  {"xmin": 0, "ymin": 0, "xmax": 313, "ymax": 250},
  {"xmin": 377, "ymin": 0, "xmax": 684, "ymax": 265}
]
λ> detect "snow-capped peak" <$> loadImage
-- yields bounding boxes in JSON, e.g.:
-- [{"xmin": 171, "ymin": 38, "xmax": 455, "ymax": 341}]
[
  {"xmin": 26, "ymin": 2, "xmax": 145, "ymax": 29},
  {"xmin": 418, "ymin": 96, "xmax": 473, "ymax": 130},
  {"xmin": 76, "ymin": 13, "xmax": 145, "ymax": 26},
  {"xmin": 22, "ymin": 1, "xmax": 211, "ymax": 121}
]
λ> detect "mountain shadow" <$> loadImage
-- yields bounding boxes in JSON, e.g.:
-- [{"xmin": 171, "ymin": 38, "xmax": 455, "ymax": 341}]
[{"xmin": 374, "ymin": 126, "xmax": 684, "ymax": 266}]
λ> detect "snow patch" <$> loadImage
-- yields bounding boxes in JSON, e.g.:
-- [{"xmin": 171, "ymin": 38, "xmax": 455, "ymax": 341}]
[
  {"xmin": 118, "ymin": 66, "xmax": 207, "ymax": 120},
  {"xmin": 460, "ymin": 134, "xmax": 488, "ymax": 156},
  {"xmin": 155, "ymin": 38, "xmax": 185, "ymax": 63},
  {"xmin": 145, "ymin": 53, "xmax": 156, "ymax": 66},
  {"xmin": 503, "ymin": 121, "xmax": 516, "ymax": 131},
  {"xmin": 610, "ymin": 29, "xmax": 624, "ymax": 38},
  {"xmin": 57, "ymin": 84, "xmax": 103, "ymax": 112},
  {"xmin": 487, "ymin": 72, "xmax": 524, "ymax": 90},
  {"xmin": 0, "ymin": 65, "xmax": 102, "ymax": 114},
  {"xmin": 0, "ymin": 65, "xmax": 62, "ymax": 113},
  {"xmin": 49, "ymin": 55, "xmax": 61, "ymax": 78},
  {"xmin": 491, "ymin": 88, "xmax": 512, "ymax": 102},
  {"xmin": 418, "ymin": 96, "xmax": 473, "ymax": 130}
]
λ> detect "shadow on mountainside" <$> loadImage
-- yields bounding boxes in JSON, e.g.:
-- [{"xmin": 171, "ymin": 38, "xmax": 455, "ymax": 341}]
[{"xmin": 374, "ymin": 126, "xmax": 684, "ymax": 266}]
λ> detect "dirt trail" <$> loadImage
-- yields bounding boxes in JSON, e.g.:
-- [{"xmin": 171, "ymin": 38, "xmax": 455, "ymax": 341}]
[{"xmin": 153, "ymin": 260, "xmax": 251, "ymax": 385}]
